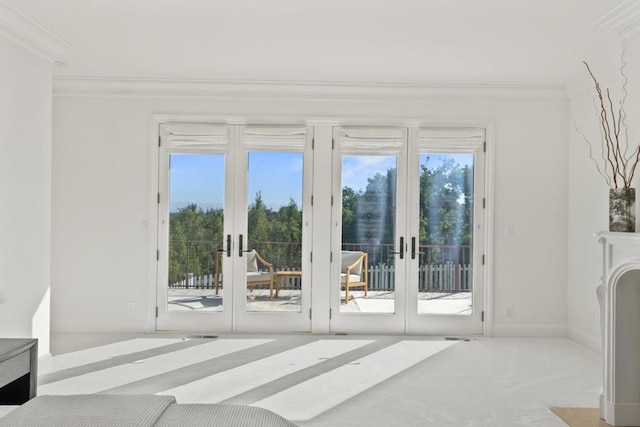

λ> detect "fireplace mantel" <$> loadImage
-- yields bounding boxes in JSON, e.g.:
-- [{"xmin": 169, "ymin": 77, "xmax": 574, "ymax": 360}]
[{"xmin": 597, "ymin": 231, "xmax": 640, "ymax": 426}]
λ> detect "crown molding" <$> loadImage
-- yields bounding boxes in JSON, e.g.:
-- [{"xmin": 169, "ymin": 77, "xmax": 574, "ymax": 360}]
[
  {"xmin": 593, "ymin": 0, "xmax": 640, "ymax": 40},
  {"xmin": 0, "ymin": 1, "xmax": 72, "ymax": 61},
  {"xmin": 53, "ymin": 76, "xmax": 568, "ymax": 103}
]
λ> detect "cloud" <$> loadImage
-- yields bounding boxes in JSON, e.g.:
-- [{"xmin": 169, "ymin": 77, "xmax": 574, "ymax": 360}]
[{"xmin": 342, "ymin": 155, "xmax": 396, "ymax": 192}]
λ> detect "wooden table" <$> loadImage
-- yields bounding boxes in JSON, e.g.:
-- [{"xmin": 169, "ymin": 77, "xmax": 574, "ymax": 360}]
[
  {"xmin": 273, "ymin": 271, "xmax": 302, "ymax": 299},
  {"xmin": 0, "ymin": 338, "xmax": 37, "ymax": 405}
]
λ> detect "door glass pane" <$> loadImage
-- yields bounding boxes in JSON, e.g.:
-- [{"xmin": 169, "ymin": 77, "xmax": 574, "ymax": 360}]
[
  {"xmin": 246, "ymin": 152, "xmax": 303, "ymax": 313},
  {"xmin": 340, "ymin": 155, "xmax": 397, "ymax": 313},
  {"xmin": 167, "ymin": 154, "xmax": 225, "ymax": 312},
  {"xmin": 417, "ymin": 153, "xmax": 474, "ymax": 315}
]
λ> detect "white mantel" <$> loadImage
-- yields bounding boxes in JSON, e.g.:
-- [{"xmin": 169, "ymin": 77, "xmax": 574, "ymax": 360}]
[{"xmin": 597, "ymin": 231, "xmax": 640, "ymax": 426}]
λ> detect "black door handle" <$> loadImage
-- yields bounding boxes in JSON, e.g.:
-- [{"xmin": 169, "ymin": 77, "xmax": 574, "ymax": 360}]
[
  {"xmin": 216, "ymin": 234, "xmax": 232, "ymax": 257},
  {"xmin": 390, "ymin": 236, "xmax": 404, "ymax": 259},
  {"xmin": 238, "ymin": 234, "xmax": 253, "ymax": 257},
  {"xmin": 412, "ymin": 237, "xmax": 416, "ymax": 260},
  {"xmin": 411, "ymin": 237, "xmax": 425, "ymax": 260},
  {"xmin": 411, "ymin": 237, "xmax": 424, "ymax": 259}
]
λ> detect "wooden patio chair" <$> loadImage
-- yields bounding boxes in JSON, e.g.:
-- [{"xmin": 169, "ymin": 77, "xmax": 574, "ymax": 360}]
[
  {"xmin": 214, "ymin": 249, "xmax": 274, "ymax": 295},
  {"xmin": 340, "ymin": 250, "xmax": 368, "ymax": 303}
]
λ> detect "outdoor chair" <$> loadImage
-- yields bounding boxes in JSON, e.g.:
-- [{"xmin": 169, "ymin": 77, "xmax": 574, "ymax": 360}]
[
  {"xmin": 340, "ymin": 250, "xmax": 368, "ymax": 303},
  {"xmin": 214, "ymin": 249, "xmax": 274, "ymax": 295}
]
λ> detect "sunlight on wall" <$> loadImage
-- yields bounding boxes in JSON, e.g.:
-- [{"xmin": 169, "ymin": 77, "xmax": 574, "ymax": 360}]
[{"xmin": 32, "ymin": 287, "xmax": 51, "ymax": 356}]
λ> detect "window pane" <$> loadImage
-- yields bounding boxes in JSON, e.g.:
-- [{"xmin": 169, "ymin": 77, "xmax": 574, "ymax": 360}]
[
  {"xmin": 167, "ymin": 153, "xmax": 225, "ymax": 312},
  {"xmin": 340, "ymin": 155, "xmax": 396, "ymax": 313},
  {"xmin": 246, "ymin": 151, "xmax": 304, "ymax": 313},
  {"xmin": 417, "ymin": 153, "xmax": 474, "ymax": 315}
]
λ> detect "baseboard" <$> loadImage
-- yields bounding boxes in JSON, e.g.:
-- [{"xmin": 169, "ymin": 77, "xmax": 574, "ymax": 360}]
[
  {"xmin": 491, "ymin": 324, "xmax": 566, "ymax": 337},
  {"xmin": 605, "ymin": 402, "xmax": 640, "ymax": 426},
  {"xmin": 51, "ymin": 320, "xmax": 154, "ymax": 334},
  {"xmin": 567, "ymin": 327, "xmax": 601, "ymax": 353}
]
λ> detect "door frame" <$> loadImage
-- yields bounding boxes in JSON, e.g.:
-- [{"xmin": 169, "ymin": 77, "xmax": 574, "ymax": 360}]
[
  {"xmin": 329, "ymin": 126, "xmax": 409, "ymax": 334},
  {"xmin": 153, "ymin": 120, "xmax": 314, "ymax": 332},
  {"xmin": 232, "ymin": 125, "xmax": 314, "ymax": 332},
  {"xmin": 148, "ymin": 116, "xmax": 495, "ymax": 335},
  {"xmin": 155, "ymin": 123, "xmax": 236, "ymax": 331},
  {"xmin": 328, "ymin": 124, "xmax": 493, "ymax": 335},
  {"xmin": 405, "ymin": 127, "xmax": 487, "ymax": 335}
]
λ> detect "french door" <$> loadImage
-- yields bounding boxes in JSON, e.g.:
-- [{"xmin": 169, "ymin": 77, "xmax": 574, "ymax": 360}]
[
  {"xmin": 156, "ymin": 123, "xmax": 313, "ymax": 332},
  {"xmin": 330, "ymin": 126, "xmax": 485, "ymax": 335}
]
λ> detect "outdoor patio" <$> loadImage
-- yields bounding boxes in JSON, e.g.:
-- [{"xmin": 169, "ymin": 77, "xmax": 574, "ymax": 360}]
[{"xmin": 167, "ymin": 288, "xmax": 472, "ymax": 314}]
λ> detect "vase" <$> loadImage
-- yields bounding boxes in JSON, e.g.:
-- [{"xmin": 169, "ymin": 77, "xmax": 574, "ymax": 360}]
[{"xmin": 609, "ymin": 188, "xmax": 636, "ymax": 232}]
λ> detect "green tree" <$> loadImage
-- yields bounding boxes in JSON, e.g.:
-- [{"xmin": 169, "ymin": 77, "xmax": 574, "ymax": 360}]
[
  {"xmin": 168, "ymin": 203, "xmax": 221, "ymax": 285},
  {"xmin": 341, "ymin": 186, "xmax": 360, "ymax": 243},
  {"xmin": 247, "ymin": 192, "xmax": 271, "ymax": 245}
]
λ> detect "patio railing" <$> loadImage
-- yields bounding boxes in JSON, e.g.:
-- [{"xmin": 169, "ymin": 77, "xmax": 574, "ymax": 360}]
[{"xmin": 168, "ymin": 240, "xmax": 472, "ymax": 292}]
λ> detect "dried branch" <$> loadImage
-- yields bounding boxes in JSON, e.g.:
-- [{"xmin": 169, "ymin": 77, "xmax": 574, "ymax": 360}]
[
  {"xmin": 570, "ymin": 116, "xmax": 612, "ymax": 187},
  {"xmin": 583, "ymin": 60, "xmax": 640, "ymax": 189}
]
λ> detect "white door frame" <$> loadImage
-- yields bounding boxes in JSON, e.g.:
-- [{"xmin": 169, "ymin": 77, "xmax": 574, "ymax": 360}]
[
  {"xmin": 232, "ymin": 125, "xmax": 314, "ymax": 332},
  {"xmin": 328, "ymin": 125, "xmax": 489, "ymax": 335},
  {"xmin": 155, "ymin": 121, "xmax": 313, "ymax": 332},
  {"xmin": 148, "ymin": 116, "xmax": 495, "ymax": 336},
  {"xmin": 329, "ymin": 126, "xmax": 409, "ymax": 333},
  {"xmin": 405, "ymin": 127, "xmax": 486, "ymax": 335},
  {"xmin": 155, "ymin": 123, "xmax": 235, "ymax": 331}
]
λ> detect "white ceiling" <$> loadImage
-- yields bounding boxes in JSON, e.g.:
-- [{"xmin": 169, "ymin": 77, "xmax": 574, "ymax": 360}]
[{"xmin": 3, "ymin": 0, "xmax": 624, "ymax": 86}]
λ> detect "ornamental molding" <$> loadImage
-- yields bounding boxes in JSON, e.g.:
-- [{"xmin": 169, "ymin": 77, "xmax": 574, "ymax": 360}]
[
  {"xmin": 53, "ymin": 76, "xmax": 567, "ymax": 103},
  {"xmin": 0, "ymin": 0, "xmax": 73, "ymax": 61},
  {"xmin": 593, "ymin": 0, "xmax": 640, "ymax": 40}
]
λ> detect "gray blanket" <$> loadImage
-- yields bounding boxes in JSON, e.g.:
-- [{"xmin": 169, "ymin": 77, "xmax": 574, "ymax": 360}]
[
  {"xmin": 155, "ymin": 403, "xmax": 298, "ymax": 427},
  {"xmin": 0, "ymin": 394, "xmax": 176, "ymax": 427},
  {"xmin": 0, "ymin": 395, "xmax": 299, "ymax": 427}
]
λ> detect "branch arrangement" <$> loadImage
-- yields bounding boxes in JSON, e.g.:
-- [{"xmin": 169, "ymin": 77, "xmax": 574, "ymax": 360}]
[{"xmin": 583, "ymin": 60, "xmax": 640, "ymax": 189}]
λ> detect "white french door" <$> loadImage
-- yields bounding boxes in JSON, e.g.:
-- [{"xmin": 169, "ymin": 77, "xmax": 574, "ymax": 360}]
[
  {"xmin": 156, "ymin": 123, "xmax": 313, "ymax": 332},
  {"xmin": 156, "ymin": 123, "xmax": 233, "ymax": 331},
  {"xmin": 405, "ymin": 128, "xmax": 485, "ymax": 335},
  {"xmin": 329, "ymin": 127, "xmax": 409, "ymax": 333},
  {"xmin": 233, "ymin": 126, "xmax": 313, "ymax": 332},
  {"xmin": 330, "ymin": 126, "xmax": 485, "ymax": 335}
]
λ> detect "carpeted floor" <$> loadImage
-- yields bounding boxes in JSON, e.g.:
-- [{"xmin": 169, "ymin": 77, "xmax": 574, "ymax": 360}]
[
  {"xmin": 550, "ymin": 407, "xmax": 611, "ymax": 427},
  {"xmin": 34, "ymin": 334, "xmax": 603, "ymax": 426}
]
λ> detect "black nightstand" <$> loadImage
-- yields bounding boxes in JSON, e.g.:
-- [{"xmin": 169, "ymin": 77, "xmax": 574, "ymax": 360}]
[{"xmin": 0, "ymin": 339, "xmax": 37, "ymax": 405}]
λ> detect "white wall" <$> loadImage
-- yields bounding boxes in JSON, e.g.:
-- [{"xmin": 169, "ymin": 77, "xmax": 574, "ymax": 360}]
[
  {"xmin": 568, "ymin": 34, "xmax": 640, "ymax": 352},
  {"xmin": 51, "ymin": 90, "xmax": 569, "ymax": 336},
  {"xmin": 0, "ymin": 36, "xmax": 52, "ymax": 355}
]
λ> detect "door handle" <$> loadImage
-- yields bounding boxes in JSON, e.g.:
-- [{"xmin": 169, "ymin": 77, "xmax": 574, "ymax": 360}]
[
  {"xmin": 390, "ymin": 236, "xmax": 404, "ymax": 259},
  {"xmin": 411, "ymin": 237, "xmax": 425, "ymax": 260},
  {"xmin": 238, "ymin": 234, "xmax": 253, "ymax": 257},
  {"xmin": 216, "ymin": 234, "xmax": 232, "ymax": 257},
  {"xmin": 412, "ymin": 237, "xmax": 416, "ymax": 260}
]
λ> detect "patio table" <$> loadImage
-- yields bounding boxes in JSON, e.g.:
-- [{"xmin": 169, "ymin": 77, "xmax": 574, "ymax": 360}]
[{"xmin": 273, "ymin": 271, "xmax": 302, "ymax": 299}]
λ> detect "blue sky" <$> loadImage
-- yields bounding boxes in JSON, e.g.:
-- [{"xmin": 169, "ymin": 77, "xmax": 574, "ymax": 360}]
[
  {"xmin": 343, "ymin": 153, "xmax": 473, "ymax": 192},
  {"xmin": 169, "ymin": 152, "xmax": 473, "ymax": 212},
  {"xmin": 169, "ymin": 152, "xmax": 303, "ymax": 212}
]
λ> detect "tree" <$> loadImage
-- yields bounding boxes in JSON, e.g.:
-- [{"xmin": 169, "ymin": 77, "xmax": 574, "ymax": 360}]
[
  {"xmin": 247, "ymin": 192, "xmax": 271, "ymax": 245},
  {"xmin": 168, "ymin": 203, "xmax": 221, "ymax": 285},
  {"xmin": 341, "ymin": 186, "xmax": 360, "ymax": 243}
]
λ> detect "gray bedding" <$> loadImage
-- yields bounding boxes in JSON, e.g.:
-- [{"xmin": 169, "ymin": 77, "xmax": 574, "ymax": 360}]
[
  {"xmin": 155, "ymin": 403, "xmax": 298, "ymax": 427},
  {"xmin": 0, "ymin": 395, "xmax": 299, "ymax": 427},
  {"xmin": 0, "ymin": 394, "xmax": 176, "ymax": 427}
]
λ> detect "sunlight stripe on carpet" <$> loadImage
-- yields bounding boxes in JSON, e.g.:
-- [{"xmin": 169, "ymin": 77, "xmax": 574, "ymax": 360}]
[
  {"xmin": 39, "ymin": 339, "xmax": 271, "ymax": 395},
  {"xmin": 39, "ymin": 339, "xmax": 183, "ymax": 374},
  {"xmin": 159, "ymin": 339, "xmax": 374, "ymax": 403},
  {"xmin": 253, "ymin": 340, "xmax": 455, "ymax": 421}
]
